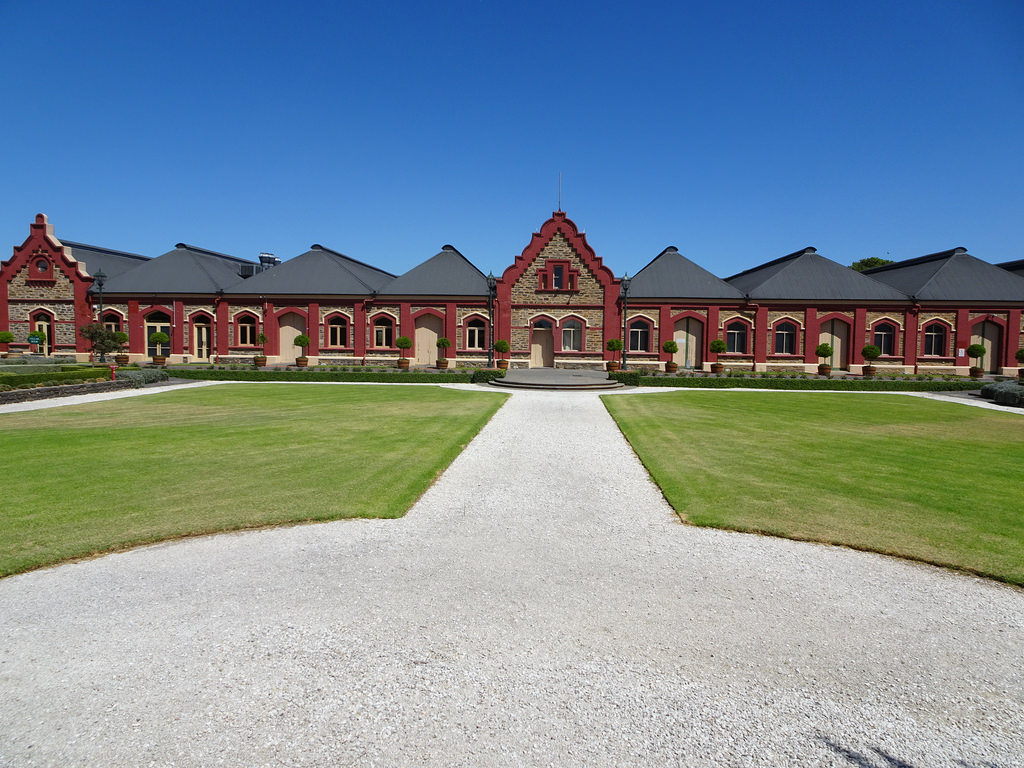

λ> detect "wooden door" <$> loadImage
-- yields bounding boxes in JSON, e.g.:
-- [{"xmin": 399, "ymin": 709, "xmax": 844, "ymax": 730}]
[
  {"xmin": 414, "ymin": 314, "xmax": 443, "ymax": 366},
  {"xmin": 531, "ymin": 329, "xmax": 554, "ymax": 367}
]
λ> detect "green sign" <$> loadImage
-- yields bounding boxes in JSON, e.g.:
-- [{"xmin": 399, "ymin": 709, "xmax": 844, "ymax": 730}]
[{"xmin": 27, "ymin": 334, "xmax": 41, "ymax": 344}]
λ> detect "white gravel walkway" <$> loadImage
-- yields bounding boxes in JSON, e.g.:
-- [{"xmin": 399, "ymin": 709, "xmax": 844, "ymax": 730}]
[{"xmin": 1, "ymin": 388, "xmax": 1022, "ymax": 767}]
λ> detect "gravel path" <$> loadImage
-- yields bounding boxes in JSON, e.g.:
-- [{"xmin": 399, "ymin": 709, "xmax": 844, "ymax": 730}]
[{"xmin": 1, "ymin": 389, "xmax": 1022, "ymax": 767}]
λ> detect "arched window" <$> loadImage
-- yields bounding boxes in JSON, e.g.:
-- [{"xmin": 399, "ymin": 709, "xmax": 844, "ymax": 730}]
[
  {"xmin": 923, "ymin": 323, "xmax": 947, "ymax": 356},
  {"xmin": 373, "ymin": 316, "xmax": 394, "ymax": 347},
  {"xmin": 873, "ymin": 322, "xmax": 897, "ymax": 356},
  {"xmin": 726, "ymin": 321, "xmax": 748, "ymax": 354},
  {"xmin": 774, "ymin": 322, "xmax": 797, "ymax": 354},
  {"xmin": 236, "ymin": 315, "xmax": 257, "ymax": 346},
  {"xmin": 328, "ymin": 316, "xmax": 348, "ymax": 347},
  {"xmin": 562, "ymin": 319, "xmax": 583, "ymax": 351},
  {"xmin": 628, "ymin": 319, "xmax": 651, "ymax": 352},
  {"xmin": 102, "ymin": 312, "xmax": 122, "ymax": 333},
  {"xmin": 466, "ymin": 318, "xmax": 486, "ymax": 349}
]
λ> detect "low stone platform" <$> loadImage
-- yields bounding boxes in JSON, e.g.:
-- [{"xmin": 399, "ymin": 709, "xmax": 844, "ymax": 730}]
[{"xmin": 488, "ymin": 367, "xmax": 624, "ymax": 391}]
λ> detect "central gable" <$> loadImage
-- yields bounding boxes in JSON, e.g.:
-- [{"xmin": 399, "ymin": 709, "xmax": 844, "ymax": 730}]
[{"xmin": 501, "ymin": 212, "xmax": 617, "ymax": 306}]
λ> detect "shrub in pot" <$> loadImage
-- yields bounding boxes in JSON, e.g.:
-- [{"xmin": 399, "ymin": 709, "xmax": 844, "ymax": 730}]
[
  {"xmin": 436, "ymin": 337, "xmax": 451, "ymax": 369},
  {"xmin": 709, "ymin": 338, "xmax": 727, "ymax": 373},
  {"xmin": 606, "ymin": 338, "xmax": 623, "ymax": 371},
  {"xmin": 662, "ymin": 339, "xmax": 679, "ymax": 373},
  {"xmin": 114, "ymin": 331, "xmax": 130, "ymax": 364},
  {"xmin": 815, "ymin": 342, "xmax": 834, "ymax": 376},
  {"xmin": 861, "ymin": 344, "xmax": 881, "ymax": 377},
  {"xmin": 966, "ymin": 343, "xmax": 986, "ymax": 378},
  {"xmin": 395, "ymin": 335, "xmax": 412, "ymax": 369},
  {"xmin": 493, "ymin": 339, "xmax": 510, "ymax": 370},
  {"xmin": 254, "ymin": 332, "xmax": 268, "ymax": 366},
  {"xmin": 293, "ymin": 334, "xmax": 312, "ymax": 367},
  {"xmin": 148, "ymin": 331, "xmax": 170, "ymax": 365},
  {"xmin": 0, "ymin": 330, "xmax": 15, "ymax": 357}
]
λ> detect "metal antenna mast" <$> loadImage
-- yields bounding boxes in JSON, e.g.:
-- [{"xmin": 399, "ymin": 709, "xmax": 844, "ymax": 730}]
[{"xmin": 558, "ymin": 172, "xmax": 562, "ymax": 211}]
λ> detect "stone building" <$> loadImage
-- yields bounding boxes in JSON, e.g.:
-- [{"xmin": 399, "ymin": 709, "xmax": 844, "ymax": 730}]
[{"xmin": 2, "ymin": 211, "xmax": 1023, "ymax": 375}]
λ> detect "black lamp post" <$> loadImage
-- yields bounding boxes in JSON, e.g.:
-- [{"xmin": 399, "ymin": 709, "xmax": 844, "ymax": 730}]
[
  {"xmin": 620, "ymin": 274, "xmax": 631, "ymax": 370},
  {"xmin": 486, "ymin": 272, "xmax": 496, "ymax": 368},
  {"xmin": 93, "ymin": 269, "xmax": 107, "ymax": 363}
]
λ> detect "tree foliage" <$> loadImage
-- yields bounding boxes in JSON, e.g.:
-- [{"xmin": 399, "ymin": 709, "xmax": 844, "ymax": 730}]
[
  {"xmin": 79, "ymin": 323, "xmax": 121, "ymax": 355},
  {"xmin": 850, "ymin": 257, "xmax": 894, "ymax": 272}
]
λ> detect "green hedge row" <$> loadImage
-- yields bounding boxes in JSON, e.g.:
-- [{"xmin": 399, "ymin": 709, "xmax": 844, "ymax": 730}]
[
  {"xmin": 636, "ymin": 375, "xmax": 981, "ymax": 391},
  {"xmin": 980, "ymin": 380, "xmax": 1024, "ymax": 406},
  {"xmin": 169, "ymin": 369, "xmax": 476, "ymax": 384},
  {"xmin": 470, "ymin": 368, "xmax": 506, "ymax": 383},
  {"xmin": 0, "ymin": 367, "xmax": 112, "ymax": 388}
]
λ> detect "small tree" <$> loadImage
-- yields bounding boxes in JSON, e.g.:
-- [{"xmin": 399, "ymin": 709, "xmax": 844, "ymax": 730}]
[
  {"xmin": 0, "ymin": 330, "xmax": 14, "ymax": 345},
  {"xmin": 850, "ymin": 256, "xmax": 895, "ymax": 272},
  {"xmin": 493, "ymin": 339, "xmax": 510, "ymax": 357},
  {"xmin": 113, "ymin": 331, "xmax": 129, "ymax": 352},
  {"xmin": 1015, "ymin": 348, "xmax": 1024, "ymax": 365},
  {"xmin": 395, "ymin": 336, "xmax": 412, "ymax": 358},
  {"xmin": 148, "ymin": 331, "xmax": 170, "ymax": 357},
  {"xmin": 966, "ymin": 343, "xmax": 987, "ymax": 373},
  {"xmin": 293, "ymin": 334, "xmax": 312, "ymax": 360},
  {"xmin": 662, "ymin": 339, "xmax": 679, "ymax": 355},
  {"xmin": 436, "ymin": 337, "xmax": 451, "ymax": 359},
  {"xmin": 709, "ymin": 338, "xmax": 727, "ymax": 355},
  {"xmin": 79, "ymin": 323, "xmax": 121, "ymax": 359},
  {"xmin": 861, "ymin": 344, "xmax": 881, "ymax": 363},
  {"xmin": 606, "ymin": 338, "xmax": 623, "ymax": 352},
  {"xmin": 815, "ymin": 342, "xmax": 833, "ymax": 363},
  {"xmin": 256, "ymin": 332, "xmax": 268, "ymax": 356}
]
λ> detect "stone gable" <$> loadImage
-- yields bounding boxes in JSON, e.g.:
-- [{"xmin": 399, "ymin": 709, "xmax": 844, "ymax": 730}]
[{"xmin": 509, "ymin": 233, "xmax": 605, "ymax": 307}]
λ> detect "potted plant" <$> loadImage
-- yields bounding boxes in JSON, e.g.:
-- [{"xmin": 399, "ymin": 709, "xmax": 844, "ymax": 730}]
[
  {"xmin": 395, "ymin": 335, "xmax": 412, "ymax": 369},
  {"xmin": 435, "ymin": 337, "xmax": 451, "ymax": 369},
  {"xmin": 114, "ymin": 331, "xmax": 129, "ymax": 364},
  {"xmin": 149, "ymin": 331, "xmax": 170, "ymax": 365},
  {"xmin": 254, "ymin": 332, "xmax": 268, "ymax": 367},
  {"xmin": 293, "ymin": 334, "xmax": 312, "ymax": 367},
  {"xmin": 78, "ymin": 323, "xmax": 121, "ymax": 363},
  {"xmin": 662, "ymin": 339, "xmax": 679, "ymax": 373},
  {"xmin": 493, "ymin": 339, "xmax": 510, "ymax": 370},
  {"xmin": 709, "ymin": 338, "xmax": 726, "ymax": 373},
  {"xmin": 966, "ymin": 343, "xmax": 986, "ymax": 378},
  {"xmin": 606, "ymin": 338, "xmax": 623, "ymax": 371},
  {"xmin": 815, "ymin": 342, "xmax": 834, "ymax": 376},
  {"xmin": 0, "ymin": 330, "xmax": 14, "ymax": 358},
  {"xmin": 861, "ymin": 344, "xmax": 880, "ymax": 377},
  {"xmin": 1016, "ymin": 348, "xmax": 1024, "ymax": 381}
]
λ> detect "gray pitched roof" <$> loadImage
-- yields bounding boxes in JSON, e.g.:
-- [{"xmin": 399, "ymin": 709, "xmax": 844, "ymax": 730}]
[
  {"xmin": 626, "ymin": 247, "xmax": 744, "ymax": 300},
  {"xmin": 997, "ymin": 258, "xmax": 1024, "ymax": 279},
  {"xmin": 102, "ymin": 244, "xmax": 255, "ymax": 294},
  {"xmin": 378, "ymin": 245, "xmax": 489, "ymax": 296},
  {"xmin": 227, "ymin": 245, "xmax": 394, "ymax": 296},
  {"xmin": 865, "ymin": 248, "xmax": 1024, "ymax": 301},
  {"xmin": 727, "ymin": 248, "xmax": 909, "ymax": 301},
  {"xmin": 63, "ymin": 241, "xmax": 150, "ymax": 285}
]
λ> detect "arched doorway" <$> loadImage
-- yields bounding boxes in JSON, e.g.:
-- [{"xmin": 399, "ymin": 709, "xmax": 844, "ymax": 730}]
[
  {"xmin": 278, "ymin": 312, "xmax": 305, "ymax": 364},
  {"xmin": 414, "ymin": 314, "xmax": 443, "ymax": 366},
  {"xmin": 530, "ymin": 319, "xmax": 554, "ymax": 367},
  {"xmin": 818, "ymin": 318, "xmax": 850, "ymax": 370},
  {"xmin": 192, "ymin": 317, "xmax": 212, "ymax": 360},
  {"xmin": 145, "ymin": 311, "xmax": 171, "ymax": 358},
  {"xmin": 673, "ymin": 316, "xmax": 703, "ymax": 369},
  {"xmin": 30, "ymin": 313, "xmax": 54, "ymax": 356},
  {"xmin": 971, "ymin": 320, "xmax": 1002, "ymax": 373}
]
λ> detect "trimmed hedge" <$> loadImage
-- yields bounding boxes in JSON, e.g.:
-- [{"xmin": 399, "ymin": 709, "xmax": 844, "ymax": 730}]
[
  {"xmin": 636, "ymin": 375, "xmax": 982, "ymax": 392},
  {"xmin": 115, "ymin": 368, "xmax": 170, "ymax": 385},
  {"xmin": 609, "ymin": 370, "xmax": 641, "ymax": 387},
  {"xmin": 0, "ymin": 367, "xmax": 112, "ymax": 389},
  {"xmin": 169, "ymin": 369, "xmax": 475, "ymax": 384},
  {"xmin": 980, "ymin": 380, "xmax": 1024, "ymax": 406},
  {"xmin": 470, "ymin": 368, "xmax": 506, "ymax": 384}
]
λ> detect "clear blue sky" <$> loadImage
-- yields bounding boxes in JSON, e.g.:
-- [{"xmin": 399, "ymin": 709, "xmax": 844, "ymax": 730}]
[{"xmin": 2, "ymin": 0, "xmax": 1021, "ymax": 279}]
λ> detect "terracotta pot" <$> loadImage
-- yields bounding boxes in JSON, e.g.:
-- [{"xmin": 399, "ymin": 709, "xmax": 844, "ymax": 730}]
[
  {"xmin": 607, "ymin": 361, "xmax": 621, "ymax": 372},
  {"xmin": 296, "ymin": 357, "xmax": 309, "ymax": 368},
  {"xmin": 253, "ymin": 355, "xmax": 267, "ymax": 367},
  {"xmin": 665, "ymin": 361, "xmax": 678, "ymax": 373},
  {"xmin": 115, "ymin": 354, "xmax": 129, "ymax": 365},
  {"xmin": 710, "ymin": 363, "xmax": 724, "ymax": 374},
  {"xmin": 818, "ymin": 364, "xmax": 832, "ymax": 376},
  {"xmin": 969, "ymin": 367, "xmax": 983, "ymax": 379},
  {"xmin": 436, "ymin": 358, "xmax": 449, "ymax": 369},
  {"xmin": 152, "ymin": 356, "xmax": 166, "ymax": 366},
  {"xmin": 397, "ymin": 358, "xmax": 410, "ymax": 370},
  {"xmin": 862, "ymin": 365, "xmax": 876, "ymax": 377},
  {"xmin": 496, "ymin": 359, "xmax": 509, "ymax": 370}
]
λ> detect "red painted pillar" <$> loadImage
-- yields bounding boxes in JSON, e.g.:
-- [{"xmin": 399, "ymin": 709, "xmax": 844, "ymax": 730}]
[
  {"xmin": 1006, "ymin": 309, "xmax": 1022, "ymax": 368},
  {"xmin": 954, "ymin": 308, "xmax": 971, "ymax": 366},
  {"xmin": 264, "ymin": 302, "xmax": 279, "ymax": 356},
  {"xmin": 904, "ymin": 308, "xmax": 919, "ymax": 368},
  {"xmin": 400, "ymin": 303, "xmax": 412, "ymax": 350},
  {"xmin": 803, "ymin": 308, "xmax": 819, "ymax": 364},
  {"xmin": 753, "ymin": 305, "xmax": 768, "ymax": 365},
  {"xmin": 308, "ymin": 303, "xmax": 320, "ymax": 354},
  {"xmin": 604, "ymin": 283, "xmax": 621, "ymax": 361},
  {"xmin": 353, "ymin": 301, "xmax": 367, "ymax": 356},
  {"xmin": 445, "ymin": 302, "xmax": 457, "ymax": 359},
  {"xmin": 215, "ymin": 299, "xmax": 229, "ymax": 356},
  {"xmin": 707, "ymin": 306, "xmax": 720, "ymax": 363},
  {"xmin": 172, "ymin": 300, "xmax": 185, "ymax": 355},
  {"xmin": 128, "ymin": 301, "xmax": 143, "ymax": 354},
  {"xmin": 853, "ymin": 308, "xmax": 868, "ymax": 365},
  {"xmin": 658, "ymin": 305, "xmax": 672, "ymax": 361}
]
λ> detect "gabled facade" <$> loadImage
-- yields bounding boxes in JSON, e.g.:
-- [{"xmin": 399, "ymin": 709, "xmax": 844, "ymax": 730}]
[{"xmin": 2, "ymin": 211, "xmax": 1022, "ymax": 375}]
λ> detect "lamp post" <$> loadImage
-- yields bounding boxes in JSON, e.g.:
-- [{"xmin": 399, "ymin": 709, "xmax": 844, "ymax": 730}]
[
  {"xmin": 93, "ymin": 269, "xmax": 107, "ymax": 363},
  {"xmin": 487, "ymin": 272, "xmax": 496, "ymax": 367},
  {"xmin": 620, "ymin": 274, "xmax": 631, "ymax": 370}
]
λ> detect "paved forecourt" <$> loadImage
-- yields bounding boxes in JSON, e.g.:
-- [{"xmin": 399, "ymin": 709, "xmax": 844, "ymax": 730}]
[{"xmin": 0, "ymin": 386, "xmax": 1021, "ymax": 767}]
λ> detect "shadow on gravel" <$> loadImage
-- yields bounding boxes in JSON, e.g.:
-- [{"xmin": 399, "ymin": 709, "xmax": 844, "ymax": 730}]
[{"xmin": 821, "ymin": 737, "xmax": 1003, "ymax": 768}]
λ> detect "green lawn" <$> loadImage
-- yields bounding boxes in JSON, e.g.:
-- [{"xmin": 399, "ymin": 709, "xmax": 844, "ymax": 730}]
[
  {"xmin": 0, "ymin": 384, "xmax": 506, "ymax": 576},
  {"xmin": 604, "ymin": 392, "xmax": 1024, "ymax": 585}
]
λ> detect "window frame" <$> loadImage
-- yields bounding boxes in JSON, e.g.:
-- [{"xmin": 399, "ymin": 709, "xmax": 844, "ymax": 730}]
[
  {"xmin": 922, "ymin": 322, "xmax": 949, "ymax": 357},
  {"xmin": 773, "ymin": 321, "xmax": 798, "ymax": 355},
  {"xmin": 873, "ymin": 321, "xmax": 897, "ymax": 356},
  {"xmin": 372, "ymin": 316, "xmax": 395, "ymax": 348},
  {"xmin": 628, "ymin": 318, "xmax": 652, "ymax": 352},
  {"xmin": 465, "ymin": 317, "xmax": 487, "ymax": 350},
  {"xmin": 326, "ymin": 315, "xmax": 349, "ymax": 348},
  {"xmin": 725, "ymin": 320, "xmax": 749, "ymax": 354},
  {"xmin": 561, "ymin": 318, "xmax": 583, "ymax": 352},
  {"xmin": 235, "ymin": 314, "xmax": 258, "ymax": 347}
]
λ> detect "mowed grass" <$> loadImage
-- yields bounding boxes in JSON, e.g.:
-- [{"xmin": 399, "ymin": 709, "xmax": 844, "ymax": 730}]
[
  {"xmin": 0, "ymin": 384, "xmax": 507, "ymax": 576},
  {"xmin": 603, "ymin": 392, "xmax": 1024, "ymax": 585}
]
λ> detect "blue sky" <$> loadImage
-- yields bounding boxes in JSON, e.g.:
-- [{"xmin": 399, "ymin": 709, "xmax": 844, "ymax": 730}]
[{"xmin": 2, "ymin": 0, "xmax": 1021, "ymax": 279}]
